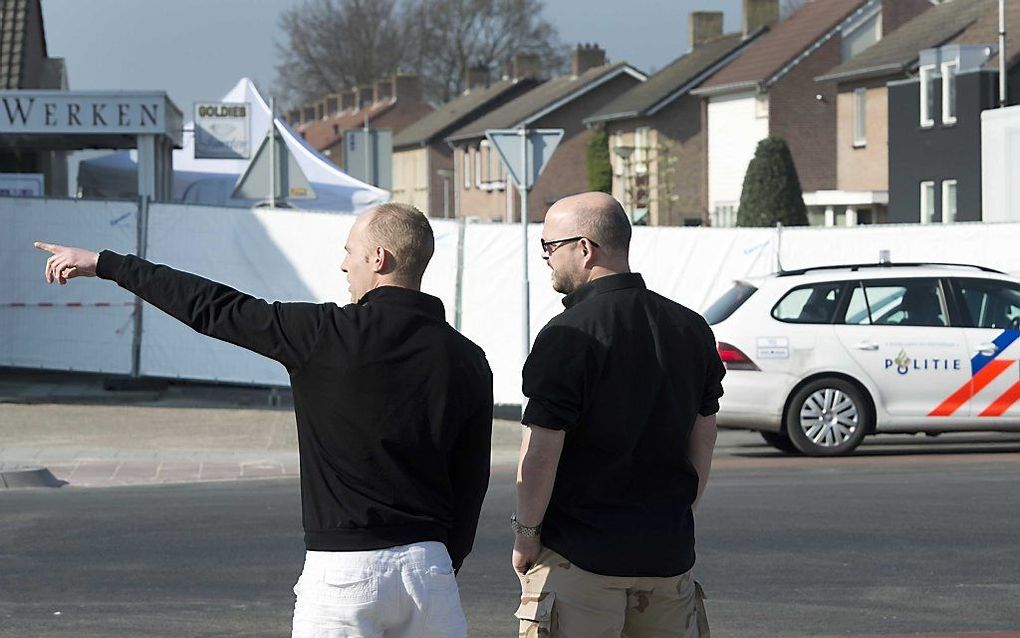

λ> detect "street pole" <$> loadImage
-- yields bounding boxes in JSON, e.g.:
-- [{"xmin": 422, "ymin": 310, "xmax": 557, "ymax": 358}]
[
  {"xmin": 1000, "ymin": 0, "xmax": 1007, "ymax": 108},
  {"xmin": 364, "ymin": 113, "xmax": 372, "ymax": 186},
  {"xmin": 520, "ymin": 126, "xmax": 530, "ymax": 418},
  {"xmin": 269, "ymin": 97, "xmax": 277, "ymax": 208}
]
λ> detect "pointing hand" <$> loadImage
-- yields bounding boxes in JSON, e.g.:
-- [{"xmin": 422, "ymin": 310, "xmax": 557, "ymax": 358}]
[{"xmin": 34, "ymin": 242, "xmax": 100, "ymax": 285}]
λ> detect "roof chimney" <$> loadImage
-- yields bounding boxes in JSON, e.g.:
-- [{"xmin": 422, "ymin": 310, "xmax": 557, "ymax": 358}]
[
  {"xmin": 743, "ymin": 0, "xmax": 779, "ymax": 37},
  {"xmin": 341, "ymin": 90, "xmax": 357, "ymax": 111},
  {"xmin": 464, "ymin": 64, "xmax": 489, "ymax": 91},
  {"xmin": 393, "ymin": 74, "xmax": 423, "ymax": 102},
  {"xmin": 690, "ymin": 11, "xmax": 724, "ymax": 48},
  {"xmin": 512, "ymin": 52, "xmax": 542, "ymax": 80},
  {"xmin": 571, "ymin": 43, "xmax": 606, "ymax": 76},
  {"xmin": 374, "ymin": 78, "xmax": 394, "ymax": 102},
  {"xmin": 357, "ymin": 85, "xmax": 374, "ymax": 109}
]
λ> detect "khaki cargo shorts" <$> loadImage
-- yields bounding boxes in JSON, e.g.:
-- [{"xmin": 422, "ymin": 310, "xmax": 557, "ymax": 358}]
[{"xmin": 515, "ymin": 548, "xmax": 709, "ymax": 638}]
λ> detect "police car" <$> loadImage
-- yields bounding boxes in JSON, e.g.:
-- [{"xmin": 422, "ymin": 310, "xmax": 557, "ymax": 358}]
[{"xmin": 707, "ymin": 262, "xmax": 1020, "ymax": 456}]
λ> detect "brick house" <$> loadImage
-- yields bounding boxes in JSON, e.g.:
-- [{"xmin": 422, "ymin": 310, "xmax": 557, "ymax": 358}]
[
  {"xmin": 445, "ymin": 47, "xmax": 645, "ymax": 222},
  {"xmin": 584, "ymin": 11, "xmax": 763, "ymax": 226},
  {"xmin": 286, "ymin": 75, "xmax": 433, "ymax": 172},
  {"xmin": 391, "ymin": 69, "xmax": 539, "ymax": 217},
  {"xmin": 817, "ymin": 0, "xmax": 1019, "ymax": 225},
  {"xmin": 692, "ymin": 0, "xmax": 882, "ymax": 227},
  {"xmin": 0, "ymin": 0, "xmax": 68, "ymax": 196}
]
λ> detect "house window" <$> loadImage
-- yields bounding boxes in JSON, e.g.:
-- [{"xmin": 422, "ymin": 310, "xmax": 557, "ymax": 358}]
[
  {"xmin": 474, "ymin": 144, "xmax": 482, "ymax": 188},
  {"xmin": 920, "ymin": 181, "xmax": 935, "ymax": 224},
  {"xmin": 463, "ymin": 148, "xmax": 471, "ymax": 189},
  {"xmin": 841, "ymin": 10, "xmax": 882, "ymax": 62},
  {"xmin": 755, "ymin": 93, "xmax": 769, "ymax": 119},
  {"xmin": 479, "ymin": 140, "xmax": 490, "ymax": 183},
  {"xmin": 920, "ymin": 65, "xmax": 936, "ymax": 128},
  {"xmin": 853, "ymin": 87, "xmax": 867, "ymax": 147},
  {"xmin": 942, "ymin": 179, "xmax": 957, "ymax": 224},
  {"xmin": 611, "ymin": 131, "xmax": 624, "ymax": 176},
  {"xmin": 634, "ymin": 127, "xmax": 650, "ymax": 175},
  {"xmin": 942, "ymin": 61, "xmax": 958, "ymax": 125}
]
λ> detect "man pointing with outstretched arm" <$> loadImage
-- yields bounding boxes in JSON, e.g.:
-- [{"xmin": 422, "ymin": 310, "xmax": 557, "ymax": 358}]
[{"xmin": 35, "ymin": 202, "xmax": 493, "ymax": 638}]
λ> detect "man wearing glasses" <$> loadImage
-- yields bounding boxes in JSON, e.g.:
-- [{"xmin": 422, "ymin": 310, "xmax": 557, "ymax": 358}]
[{"xmin": 511, "ymin": 191, "xmax": 724, "ymax": 637}]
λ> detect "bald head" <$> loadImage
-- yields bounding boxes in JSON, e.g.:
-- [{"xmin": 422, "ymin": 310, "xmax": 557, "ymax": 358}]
[{"xmin": 546, "ymin": 192, "xmax": 631, "ymax": 254}]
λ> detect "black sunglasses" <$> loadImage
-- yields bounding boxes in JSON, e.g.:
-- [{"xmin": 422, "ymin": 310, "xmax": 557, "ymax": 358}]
[{"xmin": 539, "ymin": 236, "xmax": 600, "ymax": 257}]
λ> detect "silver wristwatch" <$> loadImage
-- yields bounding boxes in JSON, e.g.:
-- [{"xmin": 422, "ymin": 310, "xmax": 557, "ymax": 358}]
[{"xmin": 510, "ymin": 512, "xmax": 542, "ymax": 537}]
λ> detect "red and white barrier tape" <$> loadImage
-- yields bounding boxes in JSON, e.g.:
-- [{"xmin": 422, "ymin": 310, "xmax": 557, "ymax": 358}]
[{"xmin": 1, "ymin": 302, "xmax": 135, "ymax": 308}]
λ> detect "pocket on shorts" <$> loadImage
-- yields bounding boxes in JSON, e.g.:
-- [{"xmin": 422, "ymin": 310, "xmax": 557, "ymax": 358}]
[
  {"xmin": 694, "ymin": 580, "xmax": 710, "ymax": 638},
  {"xmin": 515, "ymin": 591, "xmax": 556, "ymax": 638},
  {"xmin": 317, "ymin": 570, "xmax": 379, "ymax": 605}
]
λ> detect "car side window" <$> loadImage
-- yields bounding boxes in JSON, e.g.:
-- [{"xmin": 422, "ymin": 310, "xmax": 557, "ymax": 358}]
[
  {"xmin": 955, "ymin": 278, "xmax": 1020, "ymax": 329},
  {"xmin": 841, "ymin": 279, "xmax": 949, "ymax": 327},
  {"xmin": 772, "ymin": 282, "xmax": 844, "ymax": 324}
]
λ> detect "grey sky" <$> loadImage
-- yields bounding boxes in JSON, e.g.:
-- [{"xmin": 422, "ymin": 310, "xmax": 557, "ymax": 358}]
[{"xmin": 42, "ymin": 0, "xmax": 746, "ymax": 115}]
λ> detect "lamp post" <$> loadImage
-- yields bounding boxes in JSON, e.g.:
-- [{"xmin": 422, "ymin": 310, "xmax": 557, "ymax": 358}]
[
  {"xmin": 613, "ymin": 144, "xmax": 635, "ymax": 221},
  {"xmin": 437, "ymin": 168, "xmax": 454, "ymax": 218}
]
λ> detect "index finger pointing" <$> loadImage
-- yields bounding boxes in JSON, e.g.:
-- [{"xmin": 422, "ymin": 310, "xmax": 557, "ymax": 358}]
[{"xmin": 34, "ymin": 241, "xmax": 58, "ymax": 253}]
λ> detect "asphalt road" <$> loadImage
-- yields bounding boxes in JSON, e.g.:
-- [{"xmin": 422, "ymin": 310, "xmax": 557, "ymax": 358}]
[{"xmin": 2, "ymin": 431, "xmax": 1020, "ymax": 637}]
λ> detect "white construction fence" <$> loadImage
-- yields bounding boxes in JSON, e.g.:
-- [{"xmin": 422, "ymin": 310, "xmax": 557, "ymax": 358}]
[{"xmin": 4, "ymin": 196, "xmax": 1020, "ymax": 405}]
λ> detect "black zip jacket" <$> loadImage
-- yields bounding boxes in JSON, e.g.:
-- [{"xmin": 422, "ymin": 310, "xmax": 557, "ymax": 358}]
[{"xmin": 97, "ymin": 251, "xmax": 493, "ymax": 570}]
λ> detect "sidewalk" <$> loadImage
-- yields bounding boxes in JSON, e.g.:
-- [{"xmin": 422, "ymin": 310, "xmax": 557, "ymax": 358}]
[{"xmin": 0, "ymin": 369, "xmax": 522, "ymax": 488}]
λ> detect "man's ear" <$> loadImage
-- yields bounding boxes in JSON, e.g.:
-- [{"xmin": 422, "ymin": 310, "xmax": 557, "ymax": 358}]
[{"xmin": 370, "ymin": 245, "xmax": 387, "ymax": 273}]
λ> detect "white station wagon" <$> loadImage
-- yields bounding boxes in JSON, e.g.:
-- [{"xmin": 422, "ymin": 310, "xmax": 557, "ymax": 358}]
[{"xmin": 707, "ymin": 262, "xmax": 1020, "ymax": 455}]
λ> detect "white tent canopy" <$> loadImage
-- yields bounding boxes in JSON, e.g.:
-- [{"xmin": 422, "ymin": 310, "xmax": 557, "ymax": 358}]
[{"xmin": 77, "ymin": 78, "xmax": 389, "ymax": 213}]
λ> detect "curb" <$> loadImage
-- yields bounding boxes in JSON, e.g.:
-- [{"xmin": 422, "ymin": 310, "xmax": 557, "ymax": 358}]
[{"xmin": 0, "ymin": 464, "xmax": 66, "ymax": 489}]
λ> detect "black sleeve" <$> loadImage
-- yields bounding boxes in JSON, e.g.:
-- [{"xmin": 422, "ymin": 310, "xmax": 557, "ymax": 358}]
[
  {"xmin": 699, "ymin": 322, "xmax": 726, "ymax": 416},
  {"xmin": 97, "ymin": 251, "xmax": 326, "ymax": 372},
  {"xmin": 521, "ymin": 324, "xmax": 600, "ymax": 431},
  {"xmin": 447, "ymin": 366, "xmax": 494, "ymax": 572}
]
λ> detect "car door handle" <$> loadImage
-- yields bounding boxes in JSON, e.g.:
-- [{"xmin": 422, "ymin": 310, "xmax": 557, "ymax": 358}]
[
  {"xmin": 976, "ymin": 343, "xmax": 999, "ymax": 356},
  {"xmin": 854, "ymin": 341, "xmax": 879, "ymax": 351}
]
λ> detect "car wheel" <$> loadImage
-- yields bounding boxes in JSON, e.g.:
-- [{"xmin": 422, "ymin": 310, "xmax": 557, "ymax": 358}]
[
  {"xmin": 760, "ymin": 430, "xmax": 800, "ymax": 454},
  {"xmin": 786, "ymin": 378, "xmax": 870, "ymax": 456}
]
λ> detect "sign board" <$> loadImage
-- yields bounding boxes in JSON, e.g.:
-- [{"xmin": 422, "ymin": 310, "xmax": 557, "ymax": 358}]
[
  {"xmin": 232, "ymin": 125, "xmax": 315, "ymax": 202},
  {"xmin": 0, "ymin": 91, "xmax": 183, "ymax": 145},
  {"xmin": 194, "ymin": 102, "xmax": 250, "ymax": 159},
  {"xmin": 0, "ymin": 172, "xmax": 44, "ymax": 196},
  {"xmin": 484, "ymin": 128, "xmax": 564, "ymax": 190},
  {"xmin": 343, "ymin": 129, "xmax": 392, "ymax": 190}
]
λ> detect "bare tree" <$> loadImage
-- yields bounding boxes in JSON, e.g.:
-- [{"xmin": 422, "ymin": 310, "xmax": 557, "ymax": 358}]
[
  {"xmin": 275, "ymin": 0, "xmax": 411, "ymax": 106},
  {"xmin": 406, "ymin": 0, "xmax": 565, "ymax": 103},
  {"xmin": 275, "ymin": 0, "xmax": 564, "ymax": 107}
]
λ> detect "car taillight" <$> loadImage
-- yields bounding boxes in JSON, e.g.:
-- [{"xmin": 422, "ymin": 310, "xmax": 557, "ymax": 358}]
[{"xmin": 717, "ymin": 342, "xmax": 760, "ymax": 371}]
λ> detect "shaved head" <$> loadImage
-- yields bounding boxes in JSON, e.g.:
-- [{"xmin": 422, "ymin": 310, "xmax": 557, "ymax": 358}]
[
  {"xmin": 362, "ymin": 203, "xmax": 435, "ymax": 281},
  {"xmin": 546, "ymin": 192, "xmax": 631, "ymax": 254}
]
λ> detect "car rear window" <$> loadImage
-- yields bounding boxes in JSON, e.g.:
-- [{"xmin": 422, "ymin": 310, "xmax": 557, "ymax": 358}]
[{"xmin": 704, "ymin": 283, "xmax": 757, "ymax": 325}]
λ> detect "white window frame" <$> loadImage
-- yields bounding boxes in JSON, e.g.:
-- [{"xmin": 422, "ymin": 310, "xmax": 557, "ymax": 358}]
[
  {"xmin": 941, "ymin": 60, "xmax": 958, "ymax": 126},
  {"xmin": 853, "ymin": 87, "xmax": 867, "ymax": 147},
  {"xmin": 474, "ymin": 144, "xmax": 483, "ymax": 188},
  {"xmin": 942, "ymin": 179, "xmax": 957, "ymax": 224},
  {"xmin": 634, "ymin": 127, "xmax": 650, "ymax": 175},
  {"xmin": 920, "ymin": 180, "xmax": 935, "ymax": 224},
  {"xmin": 463, "ymin": 147, "xmax": 471, "ymax": 189},
  {"xmin": 479, "ymin": 140, "xmax": 491, "ymax": 184},
  {"xmin": 919, "ymin": 64, "xmax": 936, "ymax": 128}
]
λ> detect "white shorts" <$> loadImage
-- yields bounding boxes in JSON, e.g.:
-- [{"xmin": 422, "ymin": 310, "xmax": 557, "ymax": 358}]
[{"xmin": 291, "ymin": 541, "xmax": 467, "ymax": 638}]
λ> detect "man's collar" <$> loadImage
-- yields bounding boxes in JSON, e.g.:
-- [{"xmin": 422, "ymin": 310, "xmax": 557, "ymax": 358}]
[
  {"xmin": 358, "ymin": 285, "xmax": 446, "ymax": 319},
  {"xmin": 562, "ymin": 273, "xmax": 645, "ymax": 309}
]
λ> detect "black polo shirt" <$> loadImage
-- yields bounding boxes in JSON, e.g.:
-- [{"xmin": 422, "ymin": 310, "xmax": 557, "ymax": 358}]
[
  {"xmin": 522, "ymin": 272, "xmax": 725, "ymax": 577},
  {"xmin": 97, "ymin": 251, "xmax": 493, "ymax": 571}
]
